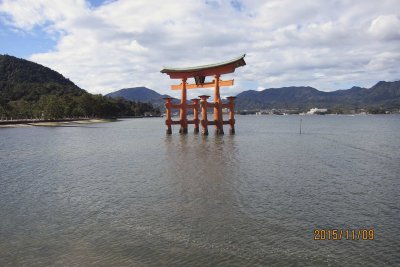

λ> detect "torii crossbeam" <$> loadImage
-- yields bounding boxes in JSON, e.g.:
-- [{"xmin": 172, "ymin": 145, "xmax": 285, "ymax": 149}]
[{"xmin": 160, "ymin": 54, "xmax": 246, "ymax": 135}]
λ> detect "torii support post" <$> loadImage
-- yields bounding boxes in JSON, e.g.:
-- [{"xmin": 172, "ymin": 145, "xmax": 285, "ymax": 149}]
[
  {"xmin": 163, "ymin": 97, "xmax": 173, "ymax": 134},
  {"xmin": 227, "ymin": 96, "xmax": 236, "ymax": 134},
  {"xmin": 179, "ymin": 78, "xmax": 188, "ymax": 134},
  {"xmin": 199, "ymin": 95, "xmax": 210, "ymax": 135},
  {"xmin": 213, "ymin": 74, "xmax": 224, "ymax": 135},
  {"xmin": 191, "ymin": 98, "xmax": 200, "ymax": 134}
]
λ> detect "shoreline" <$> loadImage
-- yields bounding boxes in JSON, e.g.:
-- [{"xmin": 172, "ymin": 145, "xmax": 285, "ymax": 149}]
[{"xmin": 0, "ymin": 118, "xmax": 117, "ymax": 128}]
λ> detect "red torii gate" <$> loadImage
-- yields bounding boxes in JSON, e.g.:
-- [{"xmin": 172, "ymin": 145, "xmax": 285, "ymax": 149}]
[{"xmin": 160, "ymin": 54, "xmax": 246, "ymax": 135}]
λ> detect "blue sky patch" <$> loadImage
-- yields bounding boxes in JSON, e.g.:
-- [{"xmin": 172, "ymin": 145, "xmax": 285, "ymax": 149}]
[
  {"xmin": 230, "ymin": 0, "xmax": 243, "ymax": 11},
  {"xmin": 0, "ymin": 23, "xmax": 56, "ymax": 58}
]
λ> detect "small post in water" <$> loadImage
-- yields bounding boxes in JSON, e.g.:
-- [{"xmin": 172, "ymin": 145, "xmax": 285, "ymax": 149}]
[{"xmin": 299, "ymin": 118, "xmax": 302, "ymax": 135}]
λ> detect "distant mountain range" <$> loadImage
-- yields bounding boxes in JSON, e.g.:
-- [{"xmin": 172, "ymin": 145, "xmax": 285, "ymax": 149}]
[
  {"xmin": 235, "ymin": 81, "xmax": 400, "ymax": 111},
  {"xmin": 106, "ymin": 81, "xmax": 400, "ymax": 112},
  {"xmin": 105, "ymin": 87, "xmax": 169, "ymax": 107}
]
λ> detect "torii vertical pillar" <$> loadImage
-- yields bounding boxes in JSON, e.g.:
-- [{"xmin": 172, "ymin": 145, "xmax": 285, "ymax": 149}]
[
  {"xmin": 191, "ymin": 98, "xmax": 200, "ymax": 134},
  {"xmin": 213, "ymin": 75, "xmax": 224, "ymax": 135},
  {"xmin": 199, "ymin": 95, "xmax": 210, "ymax": 135},
  {"xmin": 227, "ymin": 96, "xmax": 236, "ymax": 134},
  {"xmin": 179, "ymin": 78, "xmax": 188, "ymax": 134}
]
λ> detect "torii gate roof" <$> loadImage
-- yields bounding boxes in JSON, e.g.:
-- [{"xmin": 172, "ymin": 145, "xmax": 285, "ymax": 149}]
[{"xmin": 161, "ymin": 54, "xmax": 246, "ymax": 79}]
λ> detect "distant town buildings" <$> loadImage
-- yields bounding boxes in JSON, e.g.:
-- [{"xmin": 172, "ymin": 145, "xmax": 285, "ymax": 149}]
[
  {"xmin": 255, "ymin": 109, "xmax": 294, "ymax": 115},
  {"xmin": 240, "ymin": 107, "xmax": 400, "ymax": 115}
]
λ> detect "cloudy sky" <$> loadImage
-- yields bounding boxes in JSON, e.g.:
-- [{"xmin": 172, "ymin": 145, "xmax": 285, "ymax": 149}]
[{"xmin": 0, "ymin": 0, "xmax": 399, "ymax": 98}]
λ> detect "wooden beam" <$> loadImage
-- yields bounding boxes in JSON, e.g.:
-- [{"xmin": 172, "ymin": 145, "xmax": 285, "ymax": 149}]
[
  {"xmin": 171, "ymin": 79, "xmax": 234, "ymax": 90},
  {"xmin": 171, "ymin": 103, "xmax": 181, "ymax": 109}
]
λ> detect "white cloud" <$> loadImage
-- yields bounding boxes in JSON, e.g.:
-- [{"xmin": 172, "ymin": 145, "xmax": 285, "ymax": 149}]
[
  {"xmin": 1, "ymin": 0, "xmax": 400, "ymax": 97},
  {"xmin": 0, "ymin": 0, "xmax": 88, "ymax": 29},
  {"xmin": 369, "ymin": 15, "xmax": 400, "ymax": 41}
]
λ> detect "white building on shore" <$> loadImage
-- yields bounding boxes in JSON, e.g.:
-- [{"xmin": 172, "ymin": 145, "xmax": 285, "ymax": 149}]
[{"xmin": 307, "ymin": 108, "xmax": 328, "ymax": 115}]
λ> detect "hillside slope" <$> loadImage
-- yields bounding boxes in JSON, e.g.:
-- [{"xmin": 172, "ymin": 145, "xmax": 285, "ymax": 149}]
[{"xmin": 0, "ymin": 54, "xmax": 85, "ymax": 102}]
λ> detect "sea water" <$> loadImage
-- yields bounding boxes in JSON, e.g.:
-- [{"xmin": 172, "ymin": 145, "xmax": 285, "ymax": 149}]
[{"xmin": 1, "ymin": 115, "xmax": 399, "ymax": 266}]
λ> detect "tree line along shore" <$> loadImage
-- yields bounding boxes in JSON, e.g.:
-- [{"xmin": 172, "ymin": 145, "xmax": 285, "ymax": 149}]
[{"xmin": 0, "ymin": 93, "xmax": 161, "ymax": 121}]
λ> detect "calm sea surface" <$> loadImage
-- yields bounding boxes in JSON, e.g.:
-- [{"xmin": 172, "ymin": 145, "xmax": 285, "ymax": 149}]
[{"xmin": 1, "ymin": 115, "xmax": 399, "ymax": 266}]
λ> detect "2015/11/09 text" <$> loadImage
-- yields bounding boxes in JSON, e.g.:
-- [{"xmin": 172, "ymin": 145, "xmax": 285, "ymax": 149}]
[{"xmin": 313, "ymin": 229, "xmax": 374, "ymax": 240}]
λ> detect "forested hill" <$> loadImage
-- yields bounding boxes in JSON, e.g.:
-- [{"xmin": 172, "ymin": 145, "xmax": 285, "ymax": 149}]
[
  {"xmin": 0, "ymin": 54, "xmax": 84, "ymax": 102},
  {"xmin": 0, "ymin": 55, "xmax": 160, "ymax": 119}
]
